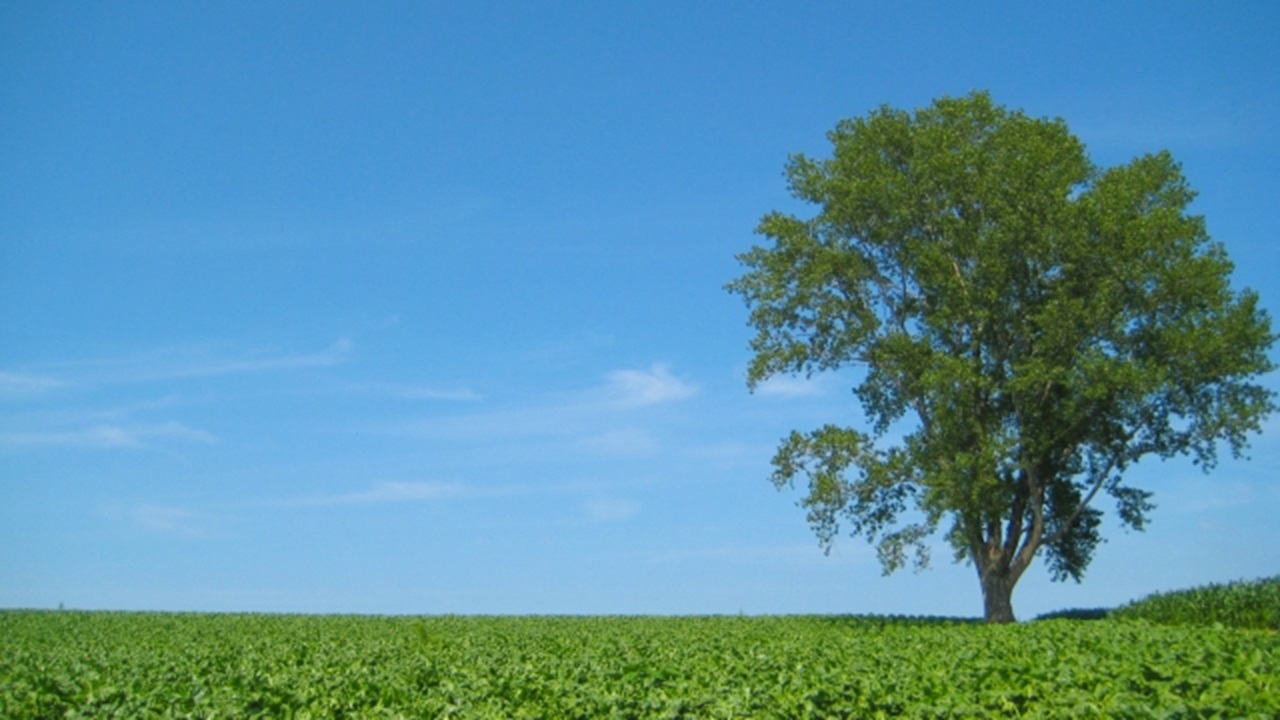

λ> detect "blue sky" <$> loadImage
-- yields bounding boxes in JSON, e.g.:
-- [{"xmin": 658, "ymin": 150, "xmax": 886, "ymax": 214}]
[{"xmin": 2, "ymin": 2, "xmax": 1277, "ymax": 618}]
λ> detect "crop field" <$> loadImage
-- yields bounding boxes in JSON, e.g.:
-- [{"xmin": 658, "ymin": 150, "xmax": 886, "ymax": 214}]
[{"xmin": 2, "ymin": 610, "xmax": 1277, "ymax": 719}]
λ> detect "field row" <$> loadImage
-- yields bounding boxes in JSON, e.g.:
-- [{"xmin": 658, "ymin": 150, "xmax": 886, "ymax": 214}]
[{"xmin": 2, "ymin": 612, "xmax": 1276, "ymax": 718}]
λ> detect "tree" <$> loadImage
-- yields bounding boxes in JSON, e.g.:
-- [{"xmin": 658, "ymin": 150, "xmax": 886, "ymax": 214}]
[{"xmin": 727, "ymin": 92, "xmax": 1275, "ymax": 623}]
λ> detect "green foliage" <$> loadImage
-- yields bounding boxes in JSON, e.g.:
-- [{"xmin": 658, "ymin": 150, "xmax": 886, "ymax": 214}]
[
  {"xmin": 1112, "ymin": 576, "xmax": 1280, "ymax": 630},
  {"xmin": 2, "ymin": 611, "xmax": 1277, "ymax": 718},
  {"xmin": 727, "ymin": 91, "xmax": 1275, "ymax": 621}
]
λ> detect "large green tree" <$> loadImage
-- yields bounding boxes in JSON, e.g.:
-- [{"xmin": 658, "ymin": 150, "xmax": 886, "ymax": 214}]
[{"xmin": 727, "ymin": 92, "xmax": 1275, "ymax": 622}]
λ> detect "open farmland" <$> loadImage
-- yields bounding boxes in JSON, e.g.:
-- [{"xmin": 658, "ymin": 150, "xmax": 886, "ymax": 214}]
[{"xmin": 2, "ymin": 611, "xmax": 1276, "ymax": 718}]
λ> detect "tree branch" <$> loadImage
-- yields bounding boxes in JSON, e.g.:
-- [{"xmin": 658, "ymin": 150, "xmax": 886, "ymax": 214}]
[
  {"xmin": 1001, "ymin": 470, "xmax": 1028, "ymax": 566},
  {"xmin": 1039, "ymin": 448, "xmax": 1121, "ymax": 553},
  {"xmin": 1011, "ymin": 474, "xmax": 1045, "ymax": 580}
]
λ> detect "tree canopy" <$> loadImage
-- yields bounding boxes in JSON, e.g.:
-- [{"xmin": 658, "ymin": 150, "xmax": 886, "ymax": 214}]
[{"xmin": 727, "ymin": 91, "xmax": 1275, "ymax": 622}]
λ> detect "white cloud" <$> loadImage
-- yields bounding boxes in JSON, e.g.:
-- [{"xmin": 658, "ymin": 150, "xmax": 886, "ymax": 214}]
[
  {"xmin": 0, "ymin": 422, "xmax": 217, "ymax": 449},
  {"xmin": 130, "ymin": 505, "xmax": 212, "ymax": 537},
  {"xmin": 1080, "ymin": 114, "xmax": 1263, "ymax": 153},
  {"xmin": 296, "ymin": 481, "xmax": 476, "ymax": 505},
  {"xmin": 584, "ymin": 498, "xmax": 641, "ymax": 523},
  {"xmin": 754, "ymin": 374, "xmax": 827, "ymax": 398},
  {"xmin": 348, "ymin": 382, "xmax": 482, "ymax": 402},
  {"xmin": 604, "ymin": 364, "xmax": 697, "ymax": 407},
  {"xmin": 286, "ymin": 480, "xmax": 638, "ymax": 518},
  {"xmin": 0, "ymin": 371, "xmax": 69, "ymax": 397},
  {"xmin": 40, "ymin": 338, "xmax": 353, "ymax": 385},
  {"xmin": 86, "ymin": 425, "xmax": 142, "ymax": 448},
  {"xmin": 1177, "ymin": 481, "xmax": 1260, "ymax": 512},
  {"xmin": 650, "ymin": 543, "xmax": 871, "ymax": 566},
  {"xmin": 160, "ymin": 337, "xmax": 353, "ymax": 379},
  {"xmin": 382, "ymin": 362, "xmax": 697, "ymax": 443},
  {"xmin": 577, "ymin": 428, "xmax": 658, "ymax": 456},
  {"xmin": 522, "ymin": 331, "xmax": 615, "ymax": 364},
  {"xmin": 679, "ymin": 441, "xmax": 773, "ymax": 471}
]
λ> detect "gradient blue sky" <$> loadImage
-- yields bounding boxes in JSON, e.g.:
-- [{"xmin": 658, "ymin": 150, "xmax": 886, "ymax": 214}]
[{"xmin": 3, "ymin": 2, "xmax": 1277, "ymax": 618}]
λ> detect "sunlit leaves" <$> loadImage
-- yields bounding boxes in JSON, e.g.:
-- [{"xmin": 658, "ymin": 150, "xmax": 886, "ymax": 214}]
[
  {"xmin": 2, "ymin": 611, "xmax": 1276, "ymax": 718},
  {"xmin": 727, "ymin": 92, "xmax": 1275, "ymax": 619},
  {"xmin": 1112, "ymin": 576, "xmax": 1280, "ymax": 631}
]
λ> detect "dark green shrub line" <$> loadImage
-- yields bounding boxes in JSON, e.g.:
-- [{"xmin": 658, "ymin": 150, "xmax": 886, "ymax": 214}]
[{"xmin": 1032, "ymin": 607, "xmax": 1111, "ymax": 622}]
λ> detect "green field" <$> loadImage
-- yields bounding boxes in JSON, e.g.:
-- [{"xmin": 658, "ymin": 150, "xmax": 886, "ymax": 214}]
[{"xmin": 2, "ymin": 608, "xmax": 1276, "ymax": 718}]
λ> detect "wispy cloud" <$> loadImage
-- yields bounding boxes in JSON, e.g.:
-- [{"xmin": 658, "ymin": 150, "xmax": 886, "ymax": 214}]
[
  {"xmin": 0, "ymin": 422, "xmax": 217, "ymax": 449},
  {"xmin": 603, "ymin": 364, "xmax": 697, "ymax": 407},
  {"xmin": 678, "ymin": 441, "xmax": 774, "ymax": 471},
  {"xmin": 43, "ymin": 338, "xmax": 354, "ymax": 385},
  {"xmin": 284, "ymin": 480, "xmax": 636, "ymax": 518},
  {"xmin": 346, "ymin": 382, "xmax": 482, "ymax": 402},
  {"xmin": 0, "ymin": 371, "xmax": 70, "ymax": 397},
  {"xmin": 576, "ymin": 428, "xmax": 658, "ymax": 456},
  {"xmin": 383, "ymin": 363, "xmax": 698, "ymax": 445},
  {"xmin": 753, "ymin": 374, "xmax": 827, "ymax": 399},
  {"xmin": 650, "ymin": 543, "xmax": 871, "ymax": 567},
  {"xmin": 290, "ymin": 481, "xmax": 482, "ymax": 506},
  {"xmin": 1176, "ymin": 480, "xmax": 1262, "ymax": 512},
  {"xmin": 12, "ymin": 394, "xmax": 187, "ymax": 424},
  {"xmin": 1081, "ymin": 114, "xmax": 1264, "ymax": 153},
  {"xmin": 584, "ymin": 497, "xmax": 641, "ymax": 523},
  {"xmin": 195, "ymin": 337, "xmax": 352, "ymax": 377},
  {"xmin": 1, "ymin": 339, "xmax": 348, "ymax": 453},
  {"xmin": 521, "ymin": 331, "xmax": 615, "ymax": 364},
  {"xmin": 130, "ymin": 504, "xmax": 216, "ymax": 537},
  {"xmin": 0, "ymin": 393, "xmax": 216, "ymax": 453}
]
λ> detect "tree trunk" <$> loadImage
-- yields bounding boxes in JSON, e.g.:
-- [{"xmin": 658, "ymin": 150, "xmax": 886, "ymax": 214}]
[{"xmin": 979, "ymin": 568, "xmax": 1017, "ymax": 623}]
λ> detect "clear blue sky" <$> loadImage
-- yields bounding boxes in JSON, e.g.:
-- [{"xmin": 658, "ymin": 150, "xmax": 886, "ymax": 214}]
[{"xmin": 2, "ymin": 2, "xmax": 1277, "ymax": 618}]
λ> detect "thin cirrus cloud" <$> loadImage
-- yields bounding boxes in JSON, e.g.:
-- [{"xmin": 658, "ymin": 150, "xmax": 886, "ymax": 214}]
[
  {"xmin": 34, "ymin": 338, "xmax": 353, "ymax": 386},
  {"xmin": 751, "ymin": 373, "xmax": 827, "ymax": 399},
  {"xmin": 0, "ymin": 371, "xmax": 70, "ymax": 396},
  {"xmin": 287, "ymin": 481, "xmax": 641, "ymax": 526},
  {"xmin": 290, "ymin": 481, "xmax": 481, "ymax": 506},
  {"xmin": 649, "ymin": 543, "xmax": 872, "ymax": 567},
  {"xmin": 346, "ymin": 382, "xmax": 483, "ymax": 402},
  {"xmin": 0, "ymin": 340, "xmax": 348, "ymax": 450},
  {"xmin": 0, "ymin": 421, "xmax": 217, "ymax": 449},
  {"xmin": 583, "ymin": 497, "xmax": 641, "ymax": 523},
  {"xmin": 575, "ymin": 428, "xmax": 659, "ymax": 456},
  {"xmin": 284, "ymin": 480, "xmax": 621, "ymax": 516},
  {"xmin": 1078, "ymin": 111, "xmax": 1264, "ymax": 152},
  {"xmin": 129, "ymin": 504, "xmax": 216, "ymax": 538},
  {"xmin": 185, "ymin": 337, "xmax": 353, "ymax": 378},
  {"xmin": 385, "ymin": 363, "xmax": 698, "ymax": 443}
]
